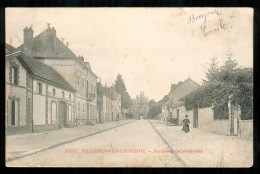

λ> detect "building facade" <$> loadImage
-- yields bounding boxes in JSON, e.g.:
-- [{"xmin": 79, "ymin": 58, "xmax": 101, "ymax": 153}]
[
  {"xmin": 160, "ymin": 78, "xmax": 200, "ymax": 125},
  {"xmin": 5, "ymin": 45, "xmax": 76, "ymax": 135},
  {"xmin": 129, "ymin": 92, "xmax": 149, "ymax": 119},
  {"xmin": 17, "ymin": 25, "xmax": 98, "ymax": 125},
  {"xmin": 97, "ymin": 83, "xmax": 122, "ymax": 123}
]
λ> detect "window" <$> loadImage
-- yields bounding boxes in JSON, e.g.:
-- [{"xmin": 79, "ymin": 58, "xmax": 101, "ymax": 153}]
[
  {"xmin": 82, "ymin": 78, "xmax": 84, "ymax": 87},
  {"xmin": 50, "ymin": 102, "xmax": 57, "ymax": 124},
  {"xmin": 7, "ymin": 99, "xmax": 18, "ymax": 126},
  {"xmin": 11, "ymin": 100, "xmax": 16, "ymax": 125},
  {"xmin": 52, "ymin": 88, "xmax": 56, "ymax": 96},
  {"xmin": 69, "ymin": 94, "xmax": 71, "ymax": 100},
  {"xmin": 77, "ymin": 75, "xmax": 80, "ymax": 89},
  {"xmin": 61, "ymin": 91, "xmax": 65, "ymax": 98},
  {"xmin": 11, "ymin": 66, "xmax": 18, "ymax": 85},
  {"xmin": 83, "ymin": 103, "xmax": 85, "ymax": 117},
  {"xmin": 37, "ymin": 83, "xmax": 42, "ymax": 94},
  {"xmin": 78, "ymin": 101, "xmax": 81, "ymax": 117},
  {"xmin": 68, "ymin": 105, "xmax": 72, "ymax": 122},
  {"xmin": 87, "ymin": 103, "xmax": 90, "ymax": 119},
  {"xmin": 86, "ymin": 80, "xmax": 89, "ymax": 92}
]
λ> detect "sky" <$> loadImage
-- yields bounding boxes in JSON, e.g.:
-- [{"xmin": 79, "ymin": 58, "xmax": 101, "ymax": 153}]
[{"xmin": 6, "ymin": 8, "xmax": 253, "ymax": 101}]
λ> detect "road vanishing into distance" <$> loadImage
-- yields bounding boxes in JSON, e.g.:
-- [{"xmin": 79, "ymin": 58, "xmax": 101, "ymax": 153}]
[{"xmin": 6, "ymin": 120, "xmax": 186, "ymax": 167}]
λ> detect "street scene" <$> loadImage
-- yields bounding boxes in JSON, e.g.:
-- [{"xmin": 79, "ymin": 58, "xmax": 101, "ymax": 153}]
[
  {"xmin": 5, "ymin": 8, "xmax": 253, "ymax": 167},
  {"xmin": 6, "ymin": 120, "xmax": 252, "ymax": 167}
]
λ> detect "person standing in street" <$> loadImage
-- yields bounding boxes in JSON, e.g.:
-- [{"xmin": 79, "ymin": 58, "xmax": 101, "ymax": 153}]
[{"xmin": 182, "ymin": 115, "xmax": 190, "ymax": 133}]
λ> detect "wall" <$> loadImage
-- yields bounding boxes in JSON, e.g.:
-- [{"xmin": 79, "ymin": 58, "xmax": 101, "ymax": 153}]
[
  {"xmin": 47, "ymin": 84, "xmax": 74, "ymax": 125},
  {"xmin": 42, "ymin": 58, "xmax": 98, "ymax": 123},
  {"xmin": 40, "ymin": 58, "xmax": 76, "ymax": 88},
  {"xmin": 173, "ymin": 105, "xmax": 187, "ymax": 125},
  {"xmin": 198, "ymin": 107, "xmax": 230, "ymax": 135},
  {"xmin": 33, "ymin": 79, "xmax": 46, "ymax": 125},
  {"xmin": 239, "ymin": 120, "xmax": 253, "ymax": 140},
  {"xmin": 5, "ymin": 57, "xmax": 27, "ymax": 128}
]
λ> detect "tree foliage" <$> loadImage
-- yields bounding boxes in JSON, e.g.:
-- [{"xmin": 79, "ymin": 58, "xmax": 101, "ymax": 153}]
[
  {"xmin": 114, "ymin": 74, "xmax": 132, "ymax": 109},
  {"xmin": 203, "ymin": 56, "xmax": 220, "ymax": 84},
  {"xmin": 147, "ymin": 100, "xmax": 162, "ymax": 119},
  {"xmin": 184, "ymin": 55, "xmax": 253, "ymax": 120}
]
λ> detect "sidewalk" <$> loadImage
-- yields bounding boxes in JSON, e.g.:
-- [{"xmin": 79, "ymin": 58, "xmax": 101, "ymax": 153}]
[
  {"xmin": 149, "ymin": 120, "xmax": 253, "ymax": 167},
  {"xmin": 6, "ymin": 119, "xmax": 136, "ymax": 162}
]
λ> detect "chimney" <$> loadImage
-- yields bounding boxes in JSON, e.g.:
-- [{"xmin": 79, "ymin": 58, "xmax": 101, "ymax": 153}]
[
  {"xmin": 78, "ymin": 55, "xmax": 84, "ymax": 61},
  {"xmin": 66, "ymin": 42, "xmax": 69, "ymax": 47},
  {"xmin": 45, "ymin": 24, "xmax": 56, "ymax": 56},
  {"xmin": 61, "ymin": 38, "xmax": 64, "ymax": 43},
  {"xmin": 23, "ymin": 26, "xmax": 34, "ymax": 54}
]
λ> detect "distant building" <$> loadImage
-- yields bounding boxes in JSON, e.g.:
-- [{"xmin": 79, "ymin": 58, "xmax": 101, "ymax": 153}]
[
  {"xmin": 129, "ymin": 92, "xmax": 149, "ymax": 119},
  {"xmin": 17, "ymin": 25, "xmax": 98, "ymax": 125},
  {"xmin": 160, "ymin": 78, "xmax": 200, "ymax": 125},
  {"xmin": 97, "ymin": 83, "xmax": 122, "ymax": 123},
  {"xmin": 5, "ymin": 44, "xmax": 76, "ymax": 135}
]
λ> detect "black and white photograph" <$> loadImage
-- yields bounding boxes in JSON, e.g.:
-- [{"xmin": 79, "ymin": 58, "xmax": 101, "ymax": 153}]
[{"xmin": 5, "ymin": 8, "xmax": 253, "ymax": 167}]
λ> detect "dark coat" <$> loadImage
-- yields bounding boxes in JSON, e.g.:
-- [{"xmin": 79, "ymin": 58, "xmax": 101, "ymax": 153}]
[{"xmin": 182, "ymin": 118, "xmax": 190, "ymax": 133}]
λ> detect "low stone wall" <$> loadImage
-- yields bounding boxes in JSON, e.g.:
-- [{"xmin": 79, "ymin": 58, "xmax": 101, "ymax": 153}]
[
  {"xmin": 239, "ymin": 120, "xmax": 253, "ymax": 140},
  {"xmin": 198, "ymin": 107, "xmax": 230, "ymax": 135}
]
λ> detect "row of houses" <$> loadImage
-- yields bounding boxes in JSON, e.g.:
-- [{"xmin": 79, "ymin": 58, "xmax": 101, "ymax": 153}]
[
  {"xmin": 5, "ymin": 25, "xmax": 123, "ymax": 135},
  {"xmin": 158, "ymin": 77, "xmax": 253, "ymax": 140}
]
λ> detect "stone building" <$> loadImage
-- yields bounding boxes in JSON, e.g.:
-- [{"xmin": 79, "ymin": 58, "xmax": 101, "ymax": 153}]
[
  {"xmin": 5, "ymin": 44, "xmax": 75, "ymax": 135},
  {"xmin": 17, "ymin": 25, "xmax": 98, "ymax": 125},
  {"xmin": 160, "ymin": 77, "xmax": 200, "ymax": 125},
  {"xmin": 129, "ymin": 92, "xmax": 149, "ymax": 119},
  {"xmin": 97, "ymin": 83, "xmax": 122, "ymax": 123}
]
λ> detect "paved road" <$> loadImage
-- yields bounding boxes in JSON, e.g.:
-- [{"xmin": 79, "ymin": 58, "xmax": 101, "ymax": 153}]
[{"xmin": 6, "ymin": 120, "xmax": 185, "ymax": 167}]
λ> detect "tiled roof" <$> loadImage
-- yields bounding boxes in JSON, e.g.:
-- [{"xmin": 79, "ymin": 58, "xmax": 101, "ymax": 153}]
[
  {"xmin": 17, "ymin": 29, "xmax": 77, "ymax": 58},
  {"xmin": 6, "ymin": 44, "xmax": 75, "ymax": 92},
  {"xmin": 5, "ymin": 44, "xmax": 18, "ymax": 55},
  {"xmin": 97, "ymin": 84, "xmax": 114, "ymax": 99}
]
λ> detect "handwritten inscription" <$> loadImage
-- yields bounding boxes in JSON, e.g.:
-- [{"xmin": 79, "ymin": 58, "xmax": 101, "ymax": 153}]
[
  {"xmin": 201, "ymin": 19, "xmax": 226, "ymax": 37},
  {"xmin": 188, "ymin": 9, "xmax": 221, "ymax": 24},
  {"xmin": 188, "ymin": 9, "xmax": 232, "ymax": 37}
]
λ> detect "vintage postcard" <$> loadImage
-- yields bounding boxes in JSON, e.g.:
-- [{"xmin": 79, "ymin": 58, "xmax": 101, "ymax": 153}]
[{"xmin": 5, "ymin": 8, "xmax": 253, "ymax": 167}]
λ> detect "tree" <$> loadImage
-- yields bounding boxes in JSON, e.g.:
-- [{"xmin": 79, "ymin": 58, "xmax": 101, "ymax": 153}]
[
  {"xmin": 148, "ymin": 99, "xmax": 155, "ymax": 108},
  {"xmin": 218, "ymin": 54, "xmax": 239, "ymax": 83},
  {"xmin": 184, "ymin": 54, "xmax": 253, "ymax": 120},
  {"xmin": 203, "ymin": 56, "xmax": 220, "ymax": 84},
  {"xmin": 114, "ymin": 74, "xmax": 132, "ymax": 109},
  {"xmin": 147, "ymin": 102, "xmax": 162, "ymax": 119}
]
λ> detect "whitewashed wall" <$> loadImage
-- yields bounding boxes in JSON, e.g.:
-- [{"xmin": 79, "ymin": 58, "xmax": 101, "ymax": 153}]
[{"xmin": 239, "ymin": 120, "xmax": 253, "ymax": 140}]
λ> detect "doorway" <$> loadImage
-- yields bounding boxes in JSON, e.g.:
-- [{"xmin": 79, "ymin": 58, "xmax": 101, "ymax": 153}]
[{"xmin": 58, "ymin": 101, "xmax": 67, "ymax": 127}]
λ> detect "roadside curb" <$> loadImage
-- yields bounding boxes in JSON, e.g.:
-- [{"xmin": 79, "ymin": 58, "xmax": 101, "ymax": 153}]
[
  {"xmin": 6, "ymin": 120, "xmax": 136, "ymax": 163},
  {"xmin": 148, "ymin": 120, "xmax": 188, "ymax": 167}
]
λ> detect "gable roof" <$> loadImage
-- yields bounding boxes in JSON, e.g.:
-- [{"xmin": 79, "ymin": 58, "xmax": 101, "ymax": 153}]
[
  {"xmin": 171, "ymin": 78, "xmax": 200, "ymax": 92},
  {"xmin": 17, "ymin": 28, "xmax": 77, "ymax": 58},
  {"xmin": 6, "ymin": 44, "xmax": 76, "ymax": 92}
]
